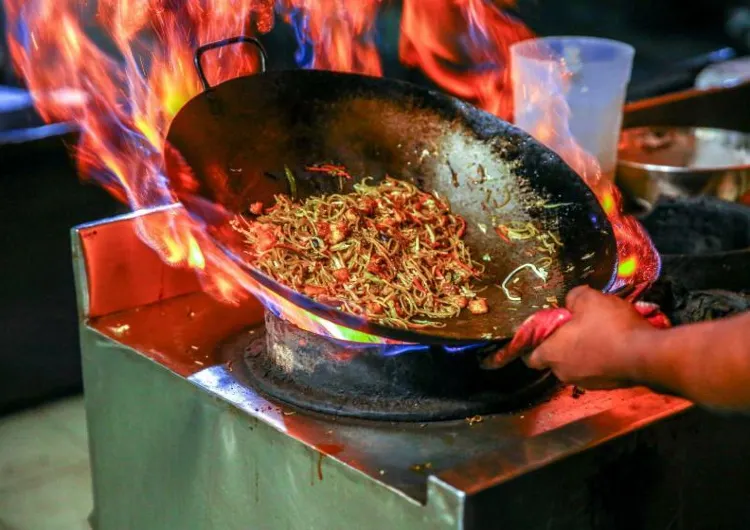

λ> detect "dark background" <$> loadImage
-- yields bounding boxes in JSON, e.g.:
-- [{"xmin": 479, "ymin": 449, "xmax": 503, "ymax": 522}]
[{"xmin": 0, "ymin": 0, "xmax": 744, "ymax": 414}]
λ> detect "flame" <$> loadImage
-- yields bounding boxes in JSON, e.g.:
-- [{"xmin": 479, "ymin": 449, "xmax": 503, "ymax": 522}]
[
  {"xmin": 509, "ymin": 42, "xmax": 660, "ymax": 291},
  {"xmin": 5, "ymin": 0, "xmax": 656, "ymax": 343},
  {"xmin": 400, "ymin": 0, "xmax": 533, "ymax": 120},
  {"xmin": 4, "ymin": 0, "xmax": 325, "ymax": 333},
  {"xmin": 279, "ymin": 0, "xmax": 382, "ymax": 75},
  {"xmin": 617, "ymin": 255, "xmax": 638, "ymax": 278}
]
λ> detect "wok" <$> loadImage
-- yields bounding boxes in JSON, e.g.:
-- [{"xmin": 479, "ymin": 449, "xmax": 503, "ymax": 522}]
[{"xmin": 164, "ymin": 37, "xmax": 618, "ymax": 345}]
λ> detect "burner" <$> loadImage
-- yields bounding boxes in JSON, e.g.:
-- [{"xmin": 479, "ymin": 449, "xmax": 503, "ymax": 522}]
[
  {"xmin": 639, "ymin": 196, "xmax": 750, "ymax": 291},
  {"xmin": 223, "ymin": 311, "xmax": 556, "ymax": 422}
]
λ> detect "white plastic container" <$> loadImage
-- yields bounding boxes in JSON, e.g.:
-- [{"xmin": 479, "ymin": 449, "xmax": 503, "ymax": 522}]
[{"xmin": 511, "ymin": 36, "xmax": 634, "ymax": 182}]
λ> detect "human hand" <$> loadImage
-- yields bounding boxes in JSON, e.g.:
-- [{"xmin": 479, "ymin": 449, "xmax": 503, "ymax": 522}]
[{"xmin": 524, "ymin": 286, "xmax": 661, "ymax": 389}]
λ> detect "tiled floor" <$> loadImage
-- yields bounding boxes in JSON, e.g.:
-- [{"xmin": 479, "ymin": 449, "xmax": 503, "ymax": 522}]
[{"xmin": 0, "ymin": 396, "xmax": 92, "ymax": 530}]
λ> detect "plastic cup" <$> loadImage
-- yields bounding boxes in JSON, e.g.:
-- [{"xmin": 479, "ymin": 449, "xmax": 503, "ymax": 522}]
[{"xmin": 510, "ymin": 37, "xmax": 634, "ymax": 181}]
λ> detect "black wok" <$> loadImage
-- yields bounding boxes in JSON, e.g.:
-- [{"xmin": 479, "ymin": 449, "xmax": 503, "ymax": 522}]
[{"xmin": 164, "ymin": 37, "xmax": 618, "ymax": 345}]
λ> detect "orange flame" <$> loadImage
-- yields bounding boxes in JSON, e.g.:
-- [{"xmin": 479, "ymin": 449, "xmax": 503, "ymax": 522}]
[
  {"xmin": 5, "ymin": 0, "xmax": 656, "ymax": 339},
  {"xmin": 400, "ymin": 0, "xmax": 533, "ymax": 121},
  {"xmin": 278, "ymin": 0, "xmax": 383, "ymax": 75},
  {"xmin": 4, "ymin": 0, "xmax": 531, "ymax": 339},
  {"xmin": 509, "ymin": 47, "xmax": 660, "ymax": 291},
  {"xmin": 4, "ymin": 0, "xmax": 319, "ymax": 332}
]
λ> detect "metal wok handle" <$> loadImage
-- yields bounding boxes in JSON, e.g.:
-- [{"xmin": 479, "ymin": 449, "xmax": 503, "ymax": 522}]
[{"xmin": 194, "ymin": 36, "xmax": 268, "ymax": 91}]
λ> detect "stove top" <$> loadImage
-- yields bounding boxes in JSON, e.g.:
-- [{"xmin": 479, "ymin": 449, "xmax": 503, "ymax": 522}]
[
  {"xmin": 76, "ymin": 207, "xmax": 692, "ymax": 525},
  {"xmin": 87, "ymin": 284, "xmax": 689, "ymax": 506}
]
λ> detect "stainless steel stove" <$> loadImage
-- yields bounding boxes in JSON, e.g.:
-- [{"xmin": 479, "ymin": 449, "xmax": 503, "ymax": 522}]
[{"xmin": 73, "ymin": 206, "xmax": 750, "ymax": 530}]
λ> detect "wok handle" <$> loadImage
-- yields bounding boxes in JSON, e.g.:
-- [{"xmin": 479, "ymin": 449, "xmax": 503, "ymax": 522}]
[{"xmin": 194, "ymin": 36, "xmax": 268, "ymax": 91}]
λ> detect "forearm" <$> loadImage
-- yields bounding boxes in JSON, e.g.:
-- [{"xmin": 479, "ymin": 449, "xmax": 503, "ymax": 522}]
[{"xmin": 631, "ymin": 311, "xmax": 750, "ymax": 411}]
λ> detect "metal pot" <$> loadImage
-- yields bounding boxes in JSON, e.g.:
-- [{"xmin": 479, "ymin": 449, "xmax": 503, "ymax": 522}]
[{"xmin": 617, "ymin": 126, "xmax": 750, "ymax": 208}]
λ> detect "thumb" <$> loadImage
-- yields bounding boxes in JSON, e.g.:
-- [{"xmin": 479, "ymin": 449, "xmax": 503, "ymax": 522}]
[{"xmin": 524, "ymin": 345, "xmax": 550, "ymax": 370}]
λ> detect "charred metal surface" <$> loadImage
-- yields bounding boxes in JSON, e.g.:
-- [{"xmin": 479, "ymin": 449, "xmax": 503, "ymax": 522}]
[
  {"xmin": 641, "ymin": 197, "xmax": 750, "ymax": 256},
  {"xmin": 227, "ymin": 311, "xmax": 556, "ymax": 421},
  {"xmin": 639, "ymin": 196, "xmax": 750, "ymax": 291},
  {"xmin": 165, "ymin": 69, "xmax": 617, "ymax": 344},
  {"xmin": 644, "ymin": 277, "xmax": 750, "ymax": 325},
  {"xmin": 672, "ymin": 289, "xmax": 750, "ymax": 323}
]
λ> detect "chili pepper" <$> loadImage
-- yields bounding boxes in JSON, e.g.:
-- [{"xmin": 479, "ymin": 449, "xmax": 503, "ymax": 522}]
[
  {"xmin": 494, "ymin": 226, "xmax": 510, "ymax": 243},
  {"xmin": 305, "ymin": 164, "xmax": 353, "ymax": 180}
]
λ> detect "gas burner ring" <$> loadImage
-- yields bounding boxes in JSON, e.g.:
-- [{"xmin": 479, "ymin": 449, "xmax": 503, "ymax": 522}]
[{"xmin": 220, "ymin": 310, "xmax": 558, "ymax": 422}]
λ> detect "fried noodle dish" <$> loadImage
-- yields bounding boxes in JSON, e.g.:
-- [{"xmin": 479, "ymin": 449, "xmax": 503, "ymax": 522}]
[{"xmin": 231, "ymin": 175, "xmax": 488, "ymax": 329}]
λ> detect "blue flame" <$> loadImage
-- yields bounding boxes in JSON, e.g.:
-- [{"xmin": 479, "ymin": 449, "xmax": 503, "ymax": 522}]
[
  {"xmin": 321, "ymin": 335, "xmax": 491, "ymax": 358},
  {"xmin": 443, "ymin": 342, "xmax": 491, "ymax": 354},
  {"xmin": 287, "ymin": 8, "xmax": 314, "ymax": 69},
  {"xmin": 339, "ymin": 340, "xmax": 491, "ymax": 358},
  {"xmin": 13, "ymin": 17, "xmax": 30, "ymax": 52},
  {"xmin": 378, "ymin": 343, "xmax": 431, "ymax": 357},
  {"xmin": 589, "ymin": 212, "xmax": 603, "ymax": 227},
  {"xmin": 265, "ymin": 300, "xmax": 283, "ymax": 319}
]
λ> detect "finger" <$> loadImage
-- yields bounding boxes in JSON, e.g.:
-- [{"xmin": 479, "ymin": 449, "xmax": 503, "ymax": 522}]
[
  {"xmin": 524, "ymin": 345, "xmax": 549, "ymax": 370},
  {"xmin": 480, "ymin": 345, "xmax": 516, "ymax": 370},
  {"xmin": 565, "ymin": 285, "xmax": 599, "ymax": 313}
]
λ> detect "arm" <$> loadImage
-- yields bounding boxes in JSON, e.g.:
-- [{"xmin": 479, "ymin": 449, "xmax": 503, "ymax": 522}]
[
  {"xmin": 527, "ymin": 286, "xmax": 750, "ymax": 411},
  {"xmin": 630, "ymin": 311, "xmax": 750, "ymax": 410}
]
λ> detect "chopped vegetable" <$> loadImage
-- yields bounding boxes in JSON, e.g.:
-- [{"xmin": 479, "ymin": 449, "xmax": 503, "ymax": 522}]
[
  {"xmin": 305, "ymin": 163, "xmax": 353, "ymax": 180},
  {"xmin": 284, "ymin": 165, "xmax": 297, "ymax": 198},
  {"xmin": 500, "ymin": 263, "xmax": 549, "ymax": 302}
]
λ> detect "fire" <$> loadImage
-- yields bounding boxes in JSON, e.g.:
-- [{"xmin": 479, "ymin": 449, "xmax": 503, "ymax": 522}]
[
  {"xmin": 5, "ymin": 0, "xmax": 656, "ymax": 340},
  {"xmin": 400, "ymin": 0, "xmax": 533, "ymax": 120},
  {"xmin": 279, "ymin": 0, "xmax": 382, "ymax": 76},
  {"xmin": 618, "ymin": 255, "xmax": 638, "ymax": 278},
  {"xmin": 520, "ymin": 109, "xmax": 659, "ymax": 291},
  {"xmin": 508, "ymin": 40, "xmax": 659, "ymax": 292}
]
